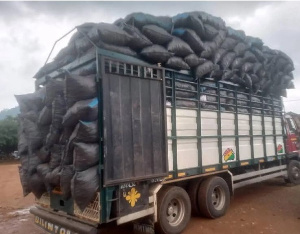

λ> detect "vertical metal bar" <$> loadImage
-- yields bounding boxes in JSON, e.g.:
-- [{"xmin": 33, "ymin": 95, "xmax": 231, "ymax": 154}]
[
  {"xmin": 234, "ymin": 86, "xmax": 240, "ymax": 163},
  {"xmin": 280, "ymin": 97, "xmax": 287, "ymax": 161},
  {"xmin": 96, "ymin": 51, "xmax": 106, "ymax": 223},
  {"xmin": 272, "ymin": 97, "xmax": 278, "ymax": 160},
  {"xmin": 262, "ymin": 97, "xmax": 267, "ymax": 161},
  {"xmin": 249, "ymin": 92, "xmax": 254, "ymax": 164},
  {"xmin": 171, "ymin": 72, "xmax": 178, "ymax": 178},
  {"xmin": 217, "ymin": 82, "xmax": 223, "ymax": 169},
  {"xmin": 197, "ymin": 79, "xmax": 202, "ymax": 173}
]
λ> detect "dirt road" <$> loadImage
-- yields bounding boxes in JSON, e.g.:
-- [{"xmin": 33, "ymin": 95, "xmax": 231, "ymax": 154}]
[{"xmin": 1, "ymin": 162, "xmax": 300, "ymax": 234}]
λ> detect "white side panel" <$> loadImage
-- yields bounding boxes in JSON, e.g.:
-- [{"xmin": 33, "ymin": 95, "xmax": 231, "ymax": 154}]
[
  {"xmin": 202, "ymin": 138, "xmax": 219, "ymax": 166},
  {"xmin": 239, "ymin": 138, "xmax": 252, "ymax": 160},
  {"xmin": 238, "ymin": 114, "xmax": 250, "ymax": 135},
  {"xmin": 253, "ymin": 137, "xmax": 264, "ymax": 158},
  {"xmin": 201, "ymin": 111, "xmax": 218, "ymax": 136},
  {"xmin": 266, "ymin": 136, "xmax": 275, "ymax": 156},
  {"xmin": 166, "ymin": 108, "xmax": 172, "ymax": 137},
  {"xmin": 177, "ymin": 139, "xmax": 198, "ymax": 169},
  {"xmin": 221, "ymin": 113, "xmax": 235, "ymax": 135},
  {"xmin": 222, "ymin": 138, "xmax": 237, "ymax": 163},
  {"xmin": 264, "ymin": 117, "xmax": 273, "ymax": 135},
  {"xmin": 176, "ymin": 109, "xmax": 197, "ymax": 136},
  {"xmin": 168, "ymin": 140, "xmax": 173, "ymax": 171},
  {"xmin": 252, "ymin": 115, "xmax": 262, "ymax": 135},
  {"xmin": 275, "ymin": 118, "xmax": 283, "ymax": 135}
]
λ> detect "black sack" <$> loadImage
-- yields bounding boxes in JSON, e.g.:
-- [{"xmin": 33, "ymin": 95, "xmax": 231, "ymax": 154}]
[
  {"xmin": 15, "ymin": 88, "xmax": 45, "ymax": 113},
  {"xmin": 73, "ymin": 143, "xmax": 99, "ymax": 171},
  {"xmin": 220, "ymin": 37, "xmax": 238, "ymax": 50},
  {"xmin": 29, "ymin": 173, "xmax": 46, "ymax": 199},
  {"xmin": 124, "ymin": 12, "xmax": 173, "ymax": 32},
  {"xmin": 194, "ymin": 61, "xmax": 214, "ymax": 80},
  {"xmin": 122, "ymin": 24, "xmax": 153, "ymax": 51},
  {"xmin": 64, "ymin": 72, "xmax": 97, "ymax": 108},
  {"xmin": 203, "ymin": 23, "xmax": 219, "ymax": 40},
  {"xmin": 231, "ymin": 57, "xmax": 245, "ymax": 70},
  {"xmin": 49, "ymin": 144, "xmax": 63, "ymax": 170},
  {"xmin": 69, "ymin": 121, "xmax": 99, "ymax": 144},
  {"xmin": 45, "ymin": 166, "xmax": 61, "ymax": 188},
  {"xmin": 38, "ymin": 106, "xmax": 52, "ymax": 126},
  {"xmin": 140, "ymin": 45, "xmax": 173, "ymax": 64},
  {"xmin": 200, "ymin": 41, "xmax": 218, "ymax": 59},
  {"xmin": 36, "ymin": 163, "xmax": 51, "ymax": 191},
  {"xmin": 213, "ymin": 48, "xmax": 227, "ymax": 64},
  {"xmin": 96, "ymin": 40, "xmax": 137, "ymax": 57},
  {"xmin": 97, "ymin": 23, "xmax": 132, "ymax": 46},
  {"xmin": 52, "ymin": 95, "xmax": 66, "ymax": 130},
  {"xmin": 213, "ymin": 30, "xmax": 227, "ymax": 47},
  {"xmin": 60, "ymin": 165, "xmax": 75, "ymax": 200},
  {"xmin": 36, "ymin": 147, "xmax": 51, "ymax": 163},
  {"xmin": 221, "ymin": 52, "xmax": 236, "ymax": 70},
  {"xmin": 172, "ymin": 28, "xmax": 205, "ymax": 53},
  {"xmin": 23, "ymin": 118, "xmax": 43, "ymax": 151},
  {"xmin": 142, "ymin": 25, "xmax": 173, "ymax": 45},
  {"xmin": 18, "ymin": 166, "xmax": 31, "ymax": 197},
  {"xmin": 165, "ymin": 57, "xmax": 190, "ymax": 70},
  {"xmin": 184, "ymin": 54, "xmax": 206, "ymax": 68},
  {"xmin": 173, "ymin": 13, "xmax": 205, "ymax": 38},
  {"xmin": 45, "ymin": 126, "xmax": 60, "ymax": 148},
  {"xmin": 62, "ymin": 98, "xmax": 98, "ymax": 128},
  {"xmin": 233, "ymin": 42, "xmax": 248, "ymax": 57},
  {"xmin": 167, "ymin": 37, "xmax": 194, "ymax": 57},
  {"xmin": 45, "ymin": 79, "xmax": 64, "ymax": 107},
  {"xmin": 71, "ymin": 165, "xmax": 99, "ymax": 211}
]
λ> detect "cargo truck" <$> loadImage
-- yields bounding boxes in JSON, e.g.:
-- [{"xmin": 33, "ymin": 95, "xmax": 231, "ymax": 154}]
[{"xmin": 29, "ymin": 29, "xmax": 300, "ymax": 234}]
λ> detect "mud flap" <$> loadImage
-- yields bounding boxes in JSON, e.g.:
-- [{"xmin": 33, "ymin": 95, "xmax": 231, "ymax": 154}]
[{"xmin": 133, "ymin": 216, "xmax": 155, "ymax": 234}]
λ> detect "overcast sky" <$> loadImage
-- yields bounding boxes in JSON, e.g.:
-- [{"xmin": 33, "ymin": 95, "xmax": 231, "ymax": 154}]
[{"xmin": 0, "ymin": 1, "xmax": 300, "ymax": 113}]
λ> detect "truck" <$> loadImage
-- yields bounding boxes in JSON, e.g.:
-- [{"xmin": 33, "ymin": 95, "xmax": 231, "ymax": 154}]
[{"xmin": 26, "ymin": 24, "xmax": 300, "ymax": 234}]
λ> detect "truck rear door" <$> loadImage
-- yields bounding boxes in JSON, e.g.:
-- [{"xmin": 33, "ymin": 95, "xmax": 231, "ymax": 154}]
[{"xmin": 98, "ymin": 52, "xmax": 168, "ymax": 186}]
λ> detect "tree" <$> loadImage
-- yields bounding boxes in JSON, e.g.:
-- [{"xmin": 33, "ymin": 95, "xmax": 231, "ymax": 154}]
[{"xmin": 0, "ymin": 116, "xmax": 18, "ymax": 155}]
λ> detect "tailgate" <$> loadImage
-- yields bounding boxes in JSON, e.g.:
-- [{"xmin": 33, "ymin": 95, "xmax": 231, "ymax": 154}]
[{"xmin": 30, "ymin": 207, "xmax": 98, "ymax": 234}]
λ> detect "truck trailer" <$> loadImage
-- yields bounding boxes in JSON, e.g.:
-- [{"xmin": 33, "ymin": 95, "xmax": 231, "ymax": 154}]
[
  {"xmin": 14, "ymin": 12, "xmax": 298, "ymax": 234},
  {"xmin": 26, "ymin": 46, "xmax": 299, "ymax": 234}
]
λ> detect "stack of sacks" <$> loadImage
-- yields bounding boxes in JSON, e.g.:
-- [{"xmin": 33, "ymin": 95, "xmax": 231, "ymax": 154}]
[
  {"xmin": 33, "ymin": 12, "xmax": 294, "ymax": 98},
  {"xmin": 16, "ymin": 88, "xmax": 48, "ymax": 198},
  {"xmin": 61, "ymin": 72, "xmax": 99, "ymax": 211},
  {"xmin": 16, "ymin": 72, "xmax": 100, "ymax": 211}
]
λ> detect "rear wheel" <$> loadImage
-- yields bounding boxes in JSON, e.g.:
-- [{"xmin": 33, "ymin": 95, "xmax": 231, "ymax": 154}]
[
  {"xmin": 198, "ymin": 176, "xmax": 230, "ymax": 219},
  {"xmin": 287, "ymin": 160, "xmax": 300, "ymax": 185},
  {"xmin": 156, "ymin": 186, "xmax": 191, "ymax": 234}
]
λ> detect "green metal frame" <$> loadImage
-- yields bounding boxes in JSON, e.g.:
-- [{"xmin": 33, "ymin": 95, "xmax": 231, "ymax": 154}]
[{"xmin": 165, "ymin": 69, "xmax": 286, "ymax": 178}]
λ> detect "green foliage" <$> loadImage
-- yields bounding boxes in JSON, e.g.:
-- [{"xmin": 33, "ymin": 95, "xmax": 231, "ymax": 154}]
[
  {"xmin": 0, "ymin": 106, "xmax": 20, "ymax": 120},
  {"xmin": 0, "ymin": 116, "xmax": 18, "ymax": 154}
]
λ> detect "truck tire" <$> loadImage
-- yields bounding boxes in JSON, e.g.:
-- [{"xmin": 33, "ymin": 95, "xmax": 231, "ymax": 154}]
[
  {"xmin": 287, "ymin": 160, "xmax": 300, "ymax": 185},
  {"xmin": 156, "ymin": 186, "xmax": 191, "ymax": 234},
  {"xmin": 187, "ymin": 179, "xmax": 202, "ymax": 216},
  {"xmin": 197, "ymin": 176, "xmax": 230, "ymax": 219}
]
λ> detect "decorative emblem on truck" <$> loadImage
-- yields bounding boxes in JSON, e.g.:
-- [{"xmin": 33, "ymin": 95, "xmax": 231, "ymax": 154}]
[
  {"xmin": 124, "ymin": 187, "xmax": 141, "ymax": 207},
  {"xmin": 223, "ymin": 148, "xmax": 235, "ymax": 162},
  {"xmin": 277, "ymin": 144, "xmax": 283, "ymax": 153}
]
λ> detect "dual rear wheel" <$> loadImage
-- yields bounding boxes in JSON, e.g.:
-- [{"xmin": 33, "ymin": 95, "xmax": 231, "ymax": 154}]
[{"xmin": 156, "ymin": 176, "xmax": 230, "ymax": 234}]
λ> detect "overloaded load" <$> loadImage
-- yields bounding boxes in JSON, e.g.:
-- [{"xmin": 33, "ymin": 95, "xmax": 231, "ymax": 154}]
[
  {"xmin": 16, "ymin": 73, "xmax": 99, "ymax": 211},
  {"xmin": 34, "ymin": 11, "xmax": 295, "ymax": 97}
]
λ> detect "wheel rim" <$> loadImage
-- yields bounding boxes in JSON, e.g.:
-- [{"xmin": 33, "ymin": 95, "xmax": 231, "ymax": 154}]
[
  {"xmin": 166, "ymin": 198, "xmax": 185, "ymax": 226},
  {"xmin": 211, "ymin": 186, "xmax": 226, "ymax": 211},
  {"xmin": 291, "ymin": 166, "xmax": 300, "ymax": 180}
]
